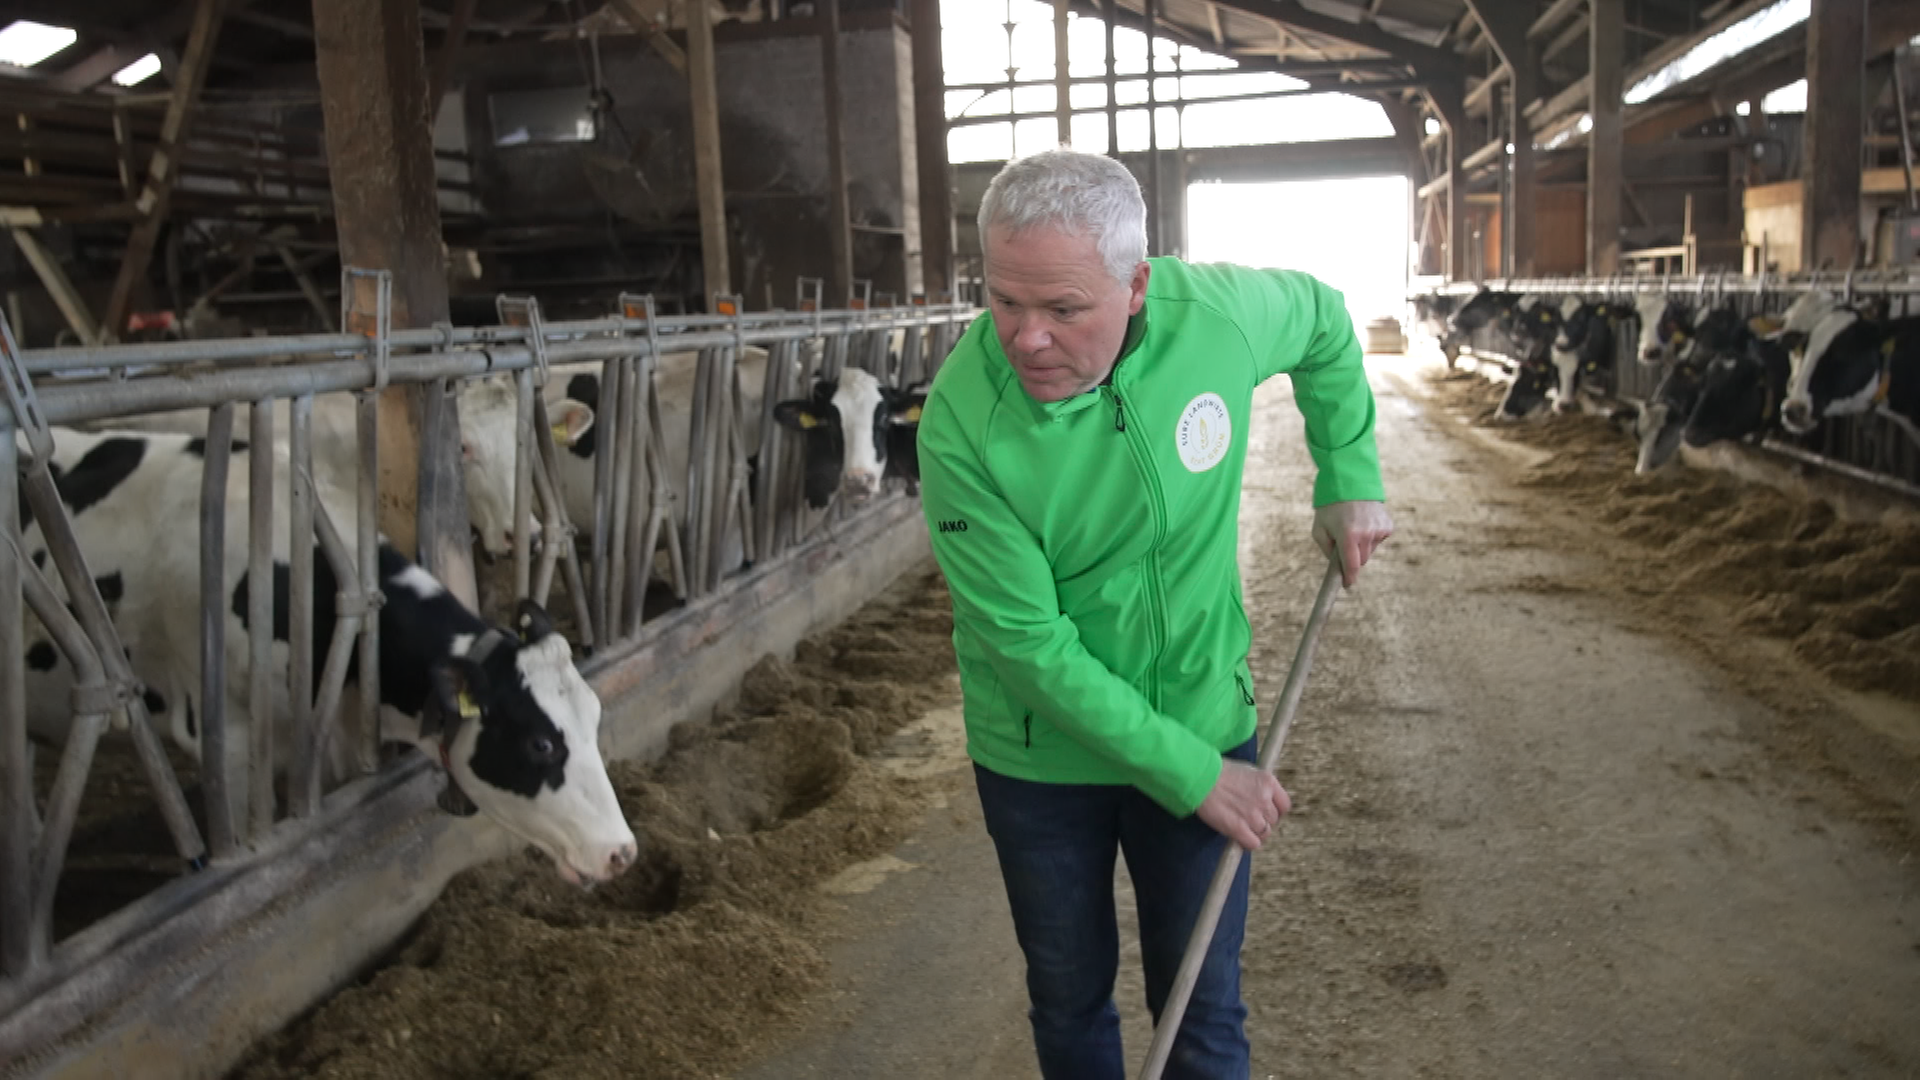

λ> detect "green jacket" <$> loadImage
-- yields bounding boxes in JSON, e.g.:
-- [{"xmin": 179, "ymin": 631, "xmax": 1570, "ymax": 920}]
[{"xmin": 918, "ymin": 258, "xmax": 1384, "ymax": 816}]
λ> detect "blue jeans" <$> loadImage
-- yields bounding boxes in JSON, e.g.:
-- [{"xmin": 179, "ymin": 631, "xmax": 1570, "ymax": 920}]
[{"xmin": 974, "ymin": 737, "xmax": 1255, "ymax": 1080}]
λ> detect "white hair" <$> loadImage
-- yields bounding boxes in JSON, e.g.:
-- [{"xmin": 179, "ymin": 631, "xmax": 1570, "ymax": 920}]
[{"xmin": 977, "ymin": 149, "xmax": 1148, "ymax": 284}]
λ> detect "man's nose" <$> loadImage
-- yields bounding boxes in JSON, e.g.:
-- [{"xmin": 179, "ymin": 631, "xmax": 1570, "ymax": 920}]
[{"xmin": 1011, "ymin": 316, "xmax": 1050, "ymax": 355}]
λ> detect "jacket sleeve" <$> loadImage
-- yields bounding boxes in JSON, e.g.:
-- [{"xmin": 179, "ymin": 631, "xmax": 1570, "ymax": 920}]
[
  {"xmin": 1227, "ymin": 267, "xmax": 1385, "ymax": 507},
  {"xmin": 918, "ymin": 392, "xmax": 1226, "ymax": 815}
]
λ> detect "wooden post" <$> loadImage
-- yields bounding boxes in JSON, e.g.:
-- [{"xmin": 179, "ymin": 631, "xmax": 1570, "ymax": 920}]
[
  {"xmin": 104, "ymin": 0, "xmax": 225, "ymax": 342},
  {"xmin": 911, "ymin": 0, "xmax": 954, "ymax": 296},
  {"xmin": 686, "ymin": 0, "xmax": 731, "ymax": 299},
  {"xmin": 426, "ymin": 0, "xmax": 476, "ymax": 124},
  {"xmin": 1430, "ymin": 82, "xmax": 1470, "ymax": 282},
  {"xmin": 1588, "ymin": 0, "xmax": 1624, "ymax": 274},
  {"xmin": 1104, "ymin": 0, "xmax": 1119, "ymax": 157},
  {"xmin": 1145, "ymin": 0, "xmax": 1161, "ymax": 256},
  {"xmin": 819, "ymin": 0, "xmax": 854, "ymax": 307},
  {"xmin": 1054, "ymin": 0, "xmax": 1072, "ymax": 147},
  {"xmin": 1507, "ymin": 52, "xmax": 1537, "ymax": 278},
  {"xmin": 1803, "ymin": 0, "xmax": 1865, "ymax": 270},
  {"xmin": 312, "ymin": 0, "xmax": 475, "ymax": 604}
]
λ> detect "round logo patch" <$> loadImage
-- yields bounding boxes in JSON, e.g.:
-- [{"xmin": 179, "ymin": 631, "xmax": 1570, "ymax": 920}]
[{"xmin": 1175, "ymin": 392, "xmax": 1232, "ymax": 473}]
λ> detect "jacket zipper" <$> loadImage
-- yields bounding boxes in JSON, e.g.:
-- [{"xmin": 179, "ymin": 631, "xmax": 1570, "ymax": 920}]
[
  {"xmin": 1109, "ymin": 383, "xmax": 1168, "ymax": 709},
  {"xmin": 1023, "ymin": 711, "xmax": 1032, "ymax": 748},
  {"xmin": 1236, "ymin": 673, "xmax": 1255, "ymax": 706}
]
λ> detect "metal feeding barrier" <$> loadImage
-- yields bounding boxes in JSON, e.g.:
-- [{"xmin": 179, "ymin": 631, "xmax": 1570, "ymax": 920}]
[
  {"xmin": 0, "ymin": 273, "xmax": 977, "ymax": 1007},
  {"xmin": 1412, "ymin": 271, "xmax": 1920, "ymax": 495}
]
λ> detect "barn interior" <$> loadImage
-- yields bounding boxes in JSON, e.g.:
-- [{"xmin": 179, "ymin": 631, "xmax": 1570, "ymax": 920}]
[{"xmin": 2, "ymin": 0, "xmax": 1919, "ymax": 1077}]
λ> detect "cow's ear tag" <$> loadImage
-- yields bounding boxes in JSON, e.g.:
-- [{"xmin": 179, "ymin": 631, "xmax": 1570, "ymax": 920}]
[
  {"xmin": 900, "ymin": 404, "xmax": 923, "ymax": 423},
  {"xmin": 798, "ymin": 412, "xmax": 819, "ymax": 430},
  {"xmin": 457, "ymin": 691, "xmax": 480, "ymax": 720},
  {"xmin": 550, "ymin": 421, "xmax": 571, "ymax": 444}
]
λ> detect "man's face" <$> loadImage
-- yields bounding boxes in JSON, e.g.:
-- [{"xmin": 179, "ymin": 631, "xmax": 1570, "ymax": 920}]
[{"xmin": 984, "ymin": 224, "xmax": 1149, "ymax": 403}]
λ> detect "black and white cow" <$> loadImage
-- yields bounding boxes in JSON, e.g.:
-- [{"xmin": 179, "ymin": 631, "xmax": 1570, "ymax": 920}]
[
  {"xmin": 1548, "ymin": 298, "xmax": 1622, "ymax": 411},
  {"xmin": 1781, "ymin": 312, "xmax": 1920, "ymax": 441},
  {"xmin": 19, "ymin": 429, "xmax": 636, "ymax": 886},
  {"xmin": 1682, "ymin": 331, "xmax": 1800, "ymax": 449},
  {"xmin": 1411, "ymin": 293, "xmax": 1460, "ymax": 346},
  {"xmin": 1439, "ymin": 288, "xmax": 1522, "ymax": 366},
  {"xmin": 1493, "ymin": 297, "xmax": 1567, "ymax": 420},
  {"xmin": 771, "ymin": 366, "xmax": 927, "ymax": 508}
]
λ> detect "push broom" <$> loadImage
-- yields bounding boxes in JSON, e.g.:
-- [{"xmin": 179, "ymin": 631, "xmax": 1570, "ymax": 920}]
[{"xmin": 1137, "ymin": 556, "xmax": 1345, "ymax": 1080}]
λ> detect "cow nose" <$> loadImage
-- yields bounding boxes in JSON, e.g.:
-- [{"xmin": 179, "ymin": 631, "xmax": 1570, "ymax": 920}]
[{"xmin": 607, "ymin": 841, "xmax": 637, "ymax": 878}]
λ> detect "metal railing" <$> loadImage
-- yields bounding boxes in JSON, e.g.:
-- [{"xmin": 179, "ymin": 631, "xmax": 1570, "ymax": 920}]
[
  {"xmin": 0, "ymin": 269, "xmax": 977, "ymax": 1000},
  {"xmin": 1414, "ymin": 272, "xmax": 1920, "ymax": 495}
]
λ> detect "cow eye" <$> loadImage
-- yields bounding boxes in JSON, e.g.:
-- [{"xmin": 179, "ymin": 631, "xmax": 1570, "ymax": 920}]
[{"xmin": 526, "ymin": 735, "xmax": 560, "ymax": 763}]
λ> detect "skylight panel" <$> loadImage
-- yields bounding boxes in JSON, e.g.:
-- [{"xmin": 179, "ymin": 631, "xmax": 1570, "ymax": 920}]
[{"xmin": 0, "ymin": 21, "xmax": 77, "ymax": 67}]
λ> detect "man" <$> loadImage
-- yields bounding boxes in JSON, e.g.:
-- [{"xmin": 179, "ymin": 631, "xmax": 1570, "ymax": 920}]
[{"xmin": 917, "ymin": 148, "xmax": 1392, "ymax": 1079}]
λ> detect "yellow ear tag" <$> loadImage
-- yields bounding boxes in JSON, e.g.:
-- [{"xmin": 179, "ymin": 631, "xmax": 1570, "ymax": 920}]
[
  {"xmin": 798, "ymin": 413, "xmax": 819, "ymax": 430},
  {"xmin": 456, "ymin": 691, "xmax": 480, "ymax": 720},
  {"xmin": 550, "ymin": 422, "xmax": 572, "ymax": 444},
  {"xmin": 901, "ymin": 405, "xmax": 923, "ymax": 423}
]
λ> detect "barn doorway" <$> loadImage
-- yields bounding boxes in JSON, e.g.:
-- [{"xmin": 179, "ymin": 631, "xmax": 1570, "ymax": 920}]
[{"xmin": 1185, "ymin": 176, "xmax": 1411, "ymax": 338}]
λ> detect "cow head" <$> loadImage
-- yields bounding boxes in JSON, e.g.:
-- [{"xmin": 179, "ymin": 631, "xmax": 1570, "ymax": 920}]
[
  {"xmin": 1684, "ymin": 333, "xmax": 1800, "ymax": 449},
  {"xmin": 772, "ymin": 367, "xmax": 926, "ymax": 509},
  {"xmin": 1634, "ymin": 295, "xmax": 1693, "ymax": 364},
  {"xmin": 454, "ymin": 377, "xmax": 595, "ymax": 559},
  {"xmin": 1448, "ymin": 288, "xmax": 1517, "ymax": 335},
  {"xmin": 422, "ymin": 599, "xmax": 635, "ymax": 887},
  {"xmin": 1782, "ymin": 310, "xmax": 1885, "ymax": 435}
]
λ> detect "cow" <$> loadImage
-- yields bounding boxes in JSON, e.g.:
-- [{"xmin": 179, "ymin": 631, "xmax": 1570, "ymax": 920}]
[
  {"xmin": 1439, "ymin": 288, "xmax": 1521, "ymax": 366},
  {"xmin": 463, "ymin": 349, "xmax": 927, "ymax": 578},
  {"xmin": 1410, "ymin": 293, "xmax": 1459, "ymax": 346},
  {"xmin": 1682, "ymin": 332, "xmax": 1801, "ymax": 450},
  {"xmin": 1549, "ymin": 299, "xmax": 1622, "ymax": 411},
  {"xmin": 18, "ymin": 429, "xmax": 637, "ymax": 886},
  {"xmin": 1632, "ymin": 294, "xmax": 1699, "ymax": 365},
  {"xmin": 770, "ymin": 366, "xmax": 927, "ymax": 508},
  {"xmin": 1492, "ymin": 296, "xmax": 1568, "ymax": 420},
  {"xmin": 1781, "ymin": 311, "xmax": 1920, "ymax": 441}
]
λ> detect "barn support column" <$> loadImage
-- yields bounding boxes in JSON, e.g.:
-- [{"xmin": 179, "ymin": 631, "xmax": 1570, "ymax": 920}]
[
  {"xmin": 1466, "ymin": 0, "xmax": 1535, "ymax": 278},
  {"xmin": 1430, "ymin": 81, "xmax": 1471, "ymax": 281},
  {"xmin": 686, "ymin": 0, "xmax": 731, "ymax": 299},
  {"xmin": 911, "ymin": 0, "xmax": 954, "ymax": 297},
  {"xmin": 1104, "ymin": 0, "xmax": 1119, "ymax": 157},
  {"xmin": 312, "ymin": 0, "xmax": 474, "ymax": 604},
  {"xmin": 1054, "ymin": 0, "xmax": 1072, "ymax": 146},
  {"xmin": 1803, "ymin": 0, "xmax": 1865, "ymax": 270},
  {"xmin": 1145, "ymin": 0, "xmax": 1162, "ymax": 255},
  {"xmin": 819, "ymin": 0, "xmax": 854, "ymax": 307},
  {"xmin": 1588, "ymin": 0, "xmax": 1624, "ymax": 273},
  {"xmin": 104, "ymin": 0, "xmax": 225, "ymax": 342}
]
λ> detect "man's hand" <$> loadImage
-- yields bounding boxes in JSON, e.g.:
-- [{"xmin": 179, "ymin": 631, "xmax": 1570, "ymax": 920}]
[
  {"xmin": 1195, "ymin": 760, "xmax": 1292, "ymax": 851},
  {"xmin": 1312, "ymin": 500, "xmax": 1394, "ymax": 588}
]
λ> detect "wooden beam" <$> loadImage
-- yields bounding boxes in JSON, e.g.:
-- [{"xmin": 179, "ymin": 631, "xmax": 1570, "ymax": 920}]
[
  {"xmin": 685, "ymin": 0, "xmax": 729, "ymax": 299},
  {"xmin": 1205, "ymin": 0, "xmax": 1460, "ymax": 77},
  {"xmin": 1055, "ymin": 0, "xmax": 1072, "ymax": 146},
  {"xmin": 819, "ymin": 1, "xmax": 853, "ymax": 307},
  {"xmin": 103, "ymin": 0, "xmax": 226, "ymax": 344},
  {"xmin": 609, "ymin": 0, "xmax": 687, "ymax": 74},
  {"xmin": 1508, "ymin": 51, "xmax": 1537, "ymax": 278},
  {"xmin": 1588, "ymin": 0, "xmax": 1623, "ymax": 273},
  {"xmin": 1464, "ymin": 63, "xmax": 1508, "ymax": 111},
  {"xmin": 1802, "ymin": 0, "xmax": 1864, "ymax": 270},
  {"xmin": 910, "ymin": 0, "xmax": 952, "ymax": 296},
  {"xmin": 10, "ymin": 227, "xmax": 102, "ymax": 344},
  {"xmin": 1529, "ymin": 0, "xmax": 1585, "ymax": 41},
  {"xmin": 313, "ymin": 0, "xmax": 472, "ymax": 604},
  {"xmin": 427, "ymin": 0, "xmax": 478, "ymax": 116},
  {"xmin": 1207, "ymin": 2, "xmax": 1225, "ymax": 46}
]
